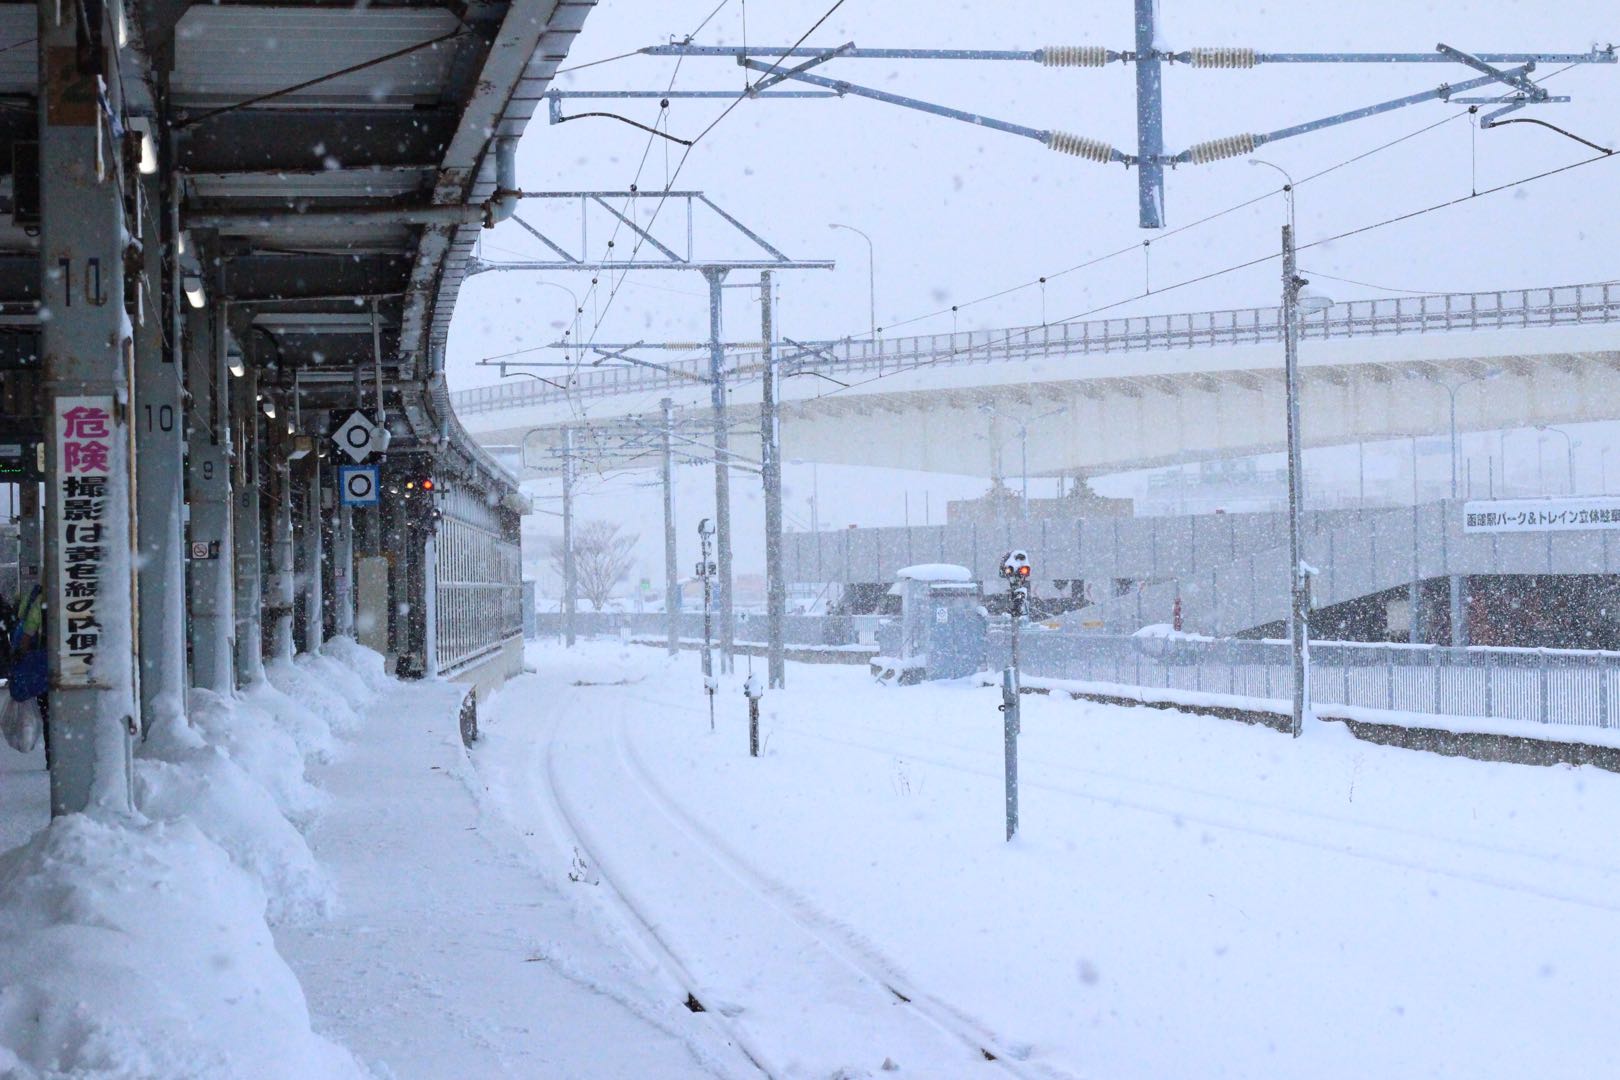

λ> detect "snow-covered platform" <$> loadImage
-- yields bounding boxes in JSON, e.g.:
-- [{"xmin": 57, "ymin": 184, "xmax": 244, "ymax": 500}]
[{"xmin": 273, "ymin": 678, "xmax": 737, "ymax": 1078}]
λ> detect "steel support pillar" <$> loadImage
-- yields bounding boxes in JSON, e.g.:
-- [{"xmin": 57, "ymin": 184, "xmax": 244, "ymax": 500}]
[
  {"xmin": 301, "ymin": 453, "xmax": 324, "ymax": 652},
  {"xmin": 661, "ymin": 398, "xmax": 679, "ymax": 657},
  {"xmin": 1133, "ymin": 0, "xmax": 1166, "ymax": 229},
  {"xmin": 17, "ymin": 481, "xmax": 40, "ymax": 593},
  {"xmin": 332, "ymin": 503, "xmax": 355, "ymax": 638},
  {"xmin": 135, "ymin": 171, "xmax": 186, "ymax": 736},
  {"xmin": 422, "ymin": 524, "xmax": 438, "ymax": 677},
  {"xmin": 270, "ymin": 460, "xmax": 296, "ymax": 663},
  {"xmin": 231, "ymin": 367, "xmax": 264, "ymax": 685},
  {"xmin": 386, "ymin": 489, "xmax": 406, "ymax": 657},
  {"xmin": 185, "ymin": 300, "xmax": 235, "ymax": 693},
  {"xmin": 760, "ymin": 272, "xmax": 786, "ymax": 688},
  {"xmin": 704, "ymin": 269, "xmax": 735, "ymax": 672},
  {"xmin": 38, "ymin": 13, "xmax": 137, "ymax": 814},
  {"xmin": 1282, "ymin": 225, "xmax": 1309, "ymax": 738},
  {"xmin": 561, "ymin": 426, "xmax": 577, "ymax": 647}
]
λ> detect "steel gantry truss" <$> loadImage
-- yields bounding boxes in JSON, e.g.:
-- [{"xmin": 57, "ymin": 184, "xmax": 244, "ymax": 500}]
[
  {"xmin": 547, "ymin": 2, "xmax": 1615, "ymax": 228},
  {"xmin": 477, "ymin": 196, "xmax": 829, "ymax": 682}
]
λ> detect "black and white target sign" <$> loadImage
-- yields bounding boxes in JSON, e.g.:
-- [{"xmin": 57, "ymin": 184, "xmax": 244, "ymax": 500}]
[
  {"xmin": 333, "ymin": 410, "xmax": 385, "ymax": 463},
  {"xmin": 339, "ymin": 465, "xmax": 380, "ymax": 506}
]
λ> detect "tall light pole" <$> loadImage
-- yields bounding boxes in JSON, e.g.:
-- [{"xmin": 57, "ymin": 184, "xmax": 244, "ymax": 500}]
[
  {"xmin": 1403, "ymin": 368, "xmax": 1502, "ymax": 499},
  {"xmin": 978, "ymin": 403, "xmax": 1068, "ymax": 518},
  {"xmin": 1253, "ymin": 158, "xmax": 1330, "ymax": 739},
  {"xmin": 828, "ymin": 223, "xmax": 876, "ymax": 341},
  {"xmin": 1538, "ymin": 425, "xmax": 1576, "ymax": 494},
  {"xmin": 789, "ymin": 458, "xmax": 820, "ymax": 533}
]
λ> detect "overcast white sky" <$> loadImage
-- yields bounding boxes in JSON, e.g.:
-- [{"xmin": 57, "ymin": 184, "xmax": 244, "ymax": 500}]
[{"xmin": 448, "ymin": 1, "xmax": 1619, "ymax": 594}]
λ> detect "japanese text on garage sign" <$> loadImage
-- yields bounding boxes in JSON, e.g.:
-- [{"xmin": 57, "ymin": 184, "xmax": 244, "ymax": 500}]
[
  {"xmin": 1463, "ymin": 497, "xmax": 1620, "ymax": 533},
  {"xmin": 56, "ymin": 396, "xmax": 113, "ymax": 684}
]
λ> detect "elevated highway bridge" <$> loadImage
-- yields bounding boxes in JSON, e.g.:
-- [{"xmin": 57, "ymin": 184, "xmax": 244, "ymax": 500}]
[{"xmin": 458, "ymin": 282, "xmax": 1620, "ymax": 478}]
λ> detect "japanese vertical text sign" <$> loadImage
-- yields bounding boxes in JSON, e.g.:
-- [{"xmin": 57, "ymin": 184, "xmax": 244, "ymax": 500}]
[{"xmin": 56, "ymin": 396, "xmax": 114, "ymax": 685}]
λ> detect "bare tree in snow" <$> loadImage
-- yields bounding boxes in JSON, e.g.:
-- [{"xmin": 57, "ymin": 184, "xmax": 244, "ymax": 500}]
[{"xmin": 548, "ymin": 519, "xmax": 639, "ymax": 611}]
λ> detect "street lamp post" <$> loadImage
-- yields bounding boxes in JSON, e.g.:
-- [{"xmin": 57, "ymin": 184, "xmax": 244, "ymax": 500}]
[
  {"xmin": 1537, "ymin": 425, "xmax": 1576, "ymax": 494},
  {"xmin": 1403, "ymin": 368, "xmax": 1502, "ymax": 499},
  {"xmin": 977, "ymin": 404, "xmax": 1068, "ymax": 518},
  {"xmin": 828, "ymin": 223, "xmax": 876, "ymax": 342}
]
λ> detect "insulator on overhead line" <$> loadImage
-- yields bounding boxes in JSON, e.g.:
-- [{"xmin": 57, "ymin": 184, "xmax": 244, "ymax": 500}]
[
  {"xmin": 1045, "ymin": 131, "xmax": 1116, "ymax": 163},
  {"xmin": 1039, "ymin": 44, "xmax": 1110, "ymax": 68},
  {"xmin": 1186, "ymin": 132, "xmax": 1258, "ymax": 164},
  {"xmin": 1187, "ymin": 46, "xmax": 1258, "ymax": 69}
]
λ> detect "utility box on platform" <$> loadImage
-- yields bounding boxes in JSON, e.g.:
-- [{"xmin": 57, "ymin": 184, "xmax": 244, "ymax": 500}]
[{"xmin": 872, "ymin": 564, "xmax": 987, "ymax": 684}]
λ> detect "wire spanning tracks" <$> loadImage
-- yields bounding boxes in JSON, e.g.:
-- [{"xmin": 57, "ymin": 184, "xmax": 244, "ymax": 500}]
[{"xmin": 536, "ymin": 700, "xmax": 1048, "ymax": 1079}]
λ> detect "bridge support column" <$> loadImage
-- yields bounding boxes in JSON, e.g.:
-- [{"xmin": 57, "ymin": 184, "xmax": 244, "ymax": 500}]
[
  {"xmin": 185, "ymin": 299, "xmax": 235, "ymax": 694},
  {"xmin": 38, "ymin": 13, "xmax": 137, "ymax": 814},
  {"xmin": 704, "ymin": 268, "xmax": 734, "ymax": 673},
  {"xmin": 270, "ymin": 460, "xmax": 296, "ymax": 663},
  {"xmin": 232, "ymin": 368, "xmax": 264, "ymax": 685},
  {"xmin": 135, "ymin": 172, "xmax": 186, "ymax": 736},
  {"xmin": 301, "ymin": 453, "xmax": 324, "ymax": 652}
]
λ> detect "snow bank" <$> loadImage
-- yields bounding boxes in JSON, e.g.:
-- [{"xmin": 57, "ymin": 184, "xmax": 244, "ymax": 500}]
[
  {"xmin": 0, "ymin": 813, "xmax": 362, "ymax": 1079},
  {"xmin": 265, "ymin": 658, "xmax": 361, "ymax": 740},
  {"xmin": 134, "ymin": 752, "xmax": 333, "ymax": 924},
  {"xmin": 321, "ymin": 636, "xmax": 394, "ymax": 694},
  {"xmin": 243, "ymin": 676, "xmax": 340, "ymax": 763},
  {"xmin": 184, "ymin": 688, "xmax": 327, "ymax": 829}
]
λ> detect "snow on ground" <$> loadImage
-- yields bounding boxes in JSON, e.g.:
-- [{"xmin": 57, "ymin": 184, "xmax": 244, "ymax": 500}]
[
  {"xmin": 275, "ymin": 675, "xmax": 743, "ymax": 1079},
  {"xmin": 482, "ymin": 639, "xmax": 1620, "ymax": 1080}
]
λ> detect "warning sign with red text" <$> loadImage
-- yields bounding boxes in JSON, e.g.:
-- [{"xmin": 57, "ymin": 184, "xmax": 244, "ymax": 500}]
[{"xmin": 55, "ymin": 395, "xmax": 113, "ymax": 685}]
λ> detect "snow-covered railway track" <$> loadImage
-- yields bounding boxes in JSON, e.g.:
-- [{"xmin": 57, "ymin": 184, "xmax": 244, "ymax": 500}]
[
  {"xmin": 610, "ymin": 716, "xmax": 1076, "ymax": 1080},
  {"xmin": 532, "ymin": 692, "xmax": 1028, "ymax": 1079}
]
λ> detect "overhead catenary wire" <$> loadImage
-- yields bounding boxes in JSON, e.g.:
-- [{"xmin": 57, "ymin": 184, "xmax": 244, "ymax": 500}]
[
  {"xmin": 570, "ymin": 0, "xmax": 853, "ymax": 372},
  {"xmin": 803, "ymin": 146, "xmax": 1620, "ymax": 403},
  {"xmin": 867, "ymin": 109, "xmax": 1476, "ymax": 338}
]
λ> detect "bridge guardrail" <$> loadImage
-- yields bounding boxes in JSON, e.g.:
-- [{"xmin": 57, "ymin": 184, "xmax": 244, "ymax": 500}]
[{"xmin": 454, "ymin": 282, "xmax": 1620, "ymax": 415}]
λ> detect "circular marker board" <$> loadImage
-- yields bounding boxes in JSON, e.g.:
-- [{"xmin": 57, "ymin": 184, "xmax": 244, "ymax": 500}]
[{"xmin": 341, "ymin": 467, "xmax": 378, "ymax": 505}]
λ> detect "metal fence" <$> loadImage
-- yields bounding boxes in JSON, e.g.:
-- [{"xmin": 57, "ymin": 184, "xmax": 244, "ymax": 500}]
[
  {"xmin": 994, "ymin": 631, "xmax": 1619, "ymax": 730},
  {"xmin": 533, "ymin": 612, "xmax": 1618, "ymax": 730},
  {"xmin": 532, "ymin": 610, "xmax": 879, "ymax": 647},
  {"xmin": 453, "ymin": 281, "xmax": 1620, "ymax": 413},
  {"xmin": 435, "ymin": 484, "xmax": 524, "ymax": 674}
]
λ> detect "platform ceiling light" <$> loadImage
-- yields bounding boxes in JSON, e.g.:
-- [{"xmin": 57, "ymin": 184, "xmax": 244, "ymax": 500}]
[
  {"xmin": 259, "ymin": 396, "xmax": 276, "ymax": 419},
  {"xmin": 227, "ymin": 350, "xmax": 245, "ymax": 378},
  {"xmin": 128, "ymin": 116, "xmax": 157, "ymax": 175},
  {"xmin": 182, "ymin": 271, "xmax": 205, "ymax": 309}
]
